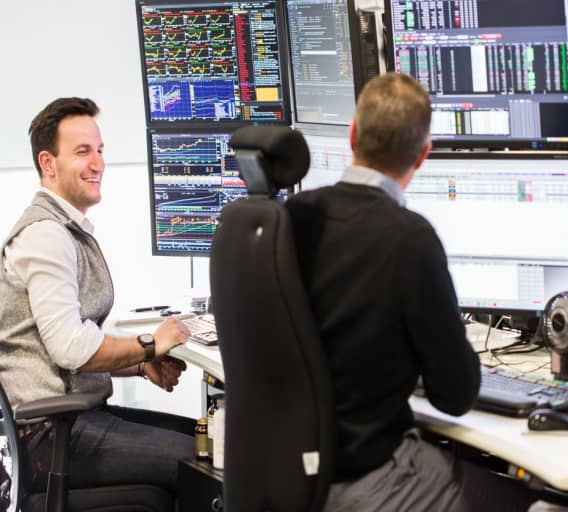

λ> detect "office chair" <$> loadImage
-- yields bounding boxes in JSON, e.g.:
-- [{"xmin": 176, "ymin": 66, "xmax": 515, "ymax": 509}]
[
  {"xmin": 0, "ymin": 381, "xmax": 173, "ymax": 512},
  {"xmin": 210, "ymin": 126, "xmax": 336, "ymax": 512}
]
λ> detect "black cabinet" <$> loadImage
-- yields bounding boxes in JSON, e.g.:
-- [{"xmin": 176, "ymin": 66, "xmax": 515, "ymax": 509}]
[{"xmin": 178, "ymin": 458, "xmax": 223, "ymax": 511}]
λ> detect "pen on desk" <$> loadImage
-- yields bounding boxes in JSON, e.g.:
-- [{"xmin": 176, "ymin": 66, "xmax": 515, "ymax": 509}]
[{"xmin": 130, "ymin": 305, "xmax": 170, "ymax": 313}]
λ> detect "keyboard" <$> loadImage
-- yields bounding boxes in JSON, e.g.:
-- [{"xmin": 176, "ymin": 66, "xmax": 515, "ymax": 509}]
[
  {"xmin": 414, "ymin": 367, "xmax": 568, "ymax": 418},
  {"xmin": 474, "ymin": 368, "xmax": 568, "ymax": 417},
  {"xmin": 183, "ymin": 314, "xmax": 218, "ymax": 346}
]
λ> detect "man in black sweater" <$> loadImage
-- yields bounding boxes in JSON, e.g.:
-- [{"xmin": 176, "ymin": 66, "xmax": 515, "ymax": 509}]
[{"xmin": 287, "ymin": 73, "xmax": 536, "ymax": 511}]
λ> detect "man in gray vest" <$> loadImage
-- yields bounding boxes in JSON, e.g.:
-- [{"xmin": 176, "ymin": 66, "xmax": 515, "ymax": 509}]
[{"xmin": 0, "ymin": 97, "xmax": 195, "ymax": 498}]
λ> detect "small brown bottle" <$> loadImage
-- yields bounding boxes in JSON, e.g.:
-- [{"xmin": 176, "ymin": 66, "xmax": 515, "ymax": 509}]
[{"xmin": 195, "ymin": 417, "xmax": 209, "ymax": 460}]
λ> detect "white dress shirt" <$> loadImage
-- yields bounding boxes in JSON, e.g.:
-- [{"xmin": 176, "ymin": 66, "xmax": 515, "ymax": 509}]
[{"xmin": 2, "ymin": 188, "xmax": 104, "ymax": 370}]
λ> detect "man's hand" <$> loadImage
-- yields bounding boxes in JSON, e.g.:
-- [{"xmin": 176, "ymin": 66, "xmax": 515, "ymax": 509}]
[
  {"xmin": 144, "ymin": 356, "xmax": 187, "ymax": 392},
  {"xmin": 153, "ymin": 317, "xmax": 191, "ymax": 357}
]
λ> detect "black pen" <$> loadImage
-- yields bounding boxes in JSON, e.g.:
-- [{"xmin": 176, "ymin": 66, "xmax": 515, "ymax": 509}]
[{"xmin": 131, "ymin": 305, "xmax": 170, "ymax": 313}]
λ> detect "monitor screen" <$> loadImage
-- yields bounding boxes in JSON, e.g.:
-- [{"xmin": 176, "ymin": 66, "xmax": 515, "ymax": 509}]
[
  {"xmin": 136, "ymin": 0, "xmax": 291, "ymax": 126},
  {"xmin": 286, "ymin": 0, "xmax": 359, "ymax": 125},
  {"xmin": 148, "ymin": 129, "xmax": 288, "ymax": 255},
  {"xmin": 300, "ymin": 132, "xmax": 351, "ymax": 189},
  {"xmin": 383, "ymin": 0, "xmax": 568, "ymax": 151},
  {"xmin": 406, "ymin": 158, "xmax": 568, "ymax": 315}
]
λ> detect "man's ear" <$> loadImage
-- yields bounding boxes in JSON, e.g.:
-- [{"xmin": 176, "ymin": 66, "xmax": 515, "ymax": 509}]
[
  {"xmin": 413, "ymin": 140, "xmax": 432, "ymax": 171},
  {"xmin": 399, "ymin": 140, "xmax": 432, "ymax": 190},
  {"xmin": 38, "ymin": 151, "xmax": 55, "ymax": 179},
  {"xmin": 349, "ymin": 120, "xmax": 356, "ymax": 152}
]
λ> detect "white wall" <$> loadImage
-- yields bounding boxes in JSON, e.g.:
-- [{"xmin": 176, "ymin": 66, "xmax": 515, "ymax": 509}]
[
  {"xmin": 0, "ymin": 1, "xmax": 146, "ymax": 167},
  {"xmin": 0, "ymin": 0, "xmax": 209, "ymax": 420}
]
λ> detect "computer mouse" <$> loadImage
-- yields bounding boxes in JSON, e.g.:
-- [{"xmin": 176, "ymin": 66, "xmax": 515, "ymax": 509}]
[{"xmin": 528, "ymin": 408, "xmax": 568, "ymax": 431}]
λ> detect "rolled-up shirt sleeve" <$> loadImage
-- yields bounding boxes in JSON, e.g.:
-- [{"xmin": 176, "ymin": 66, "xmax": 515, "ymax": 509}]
[{"xmin": 4, "ymin": 220, "xmax": 104, "ymax": 370}]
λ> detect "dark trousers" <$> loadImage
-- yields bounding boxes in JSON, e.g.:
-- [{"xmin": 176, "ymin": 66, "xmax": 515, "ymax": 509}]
[
  {"xmin": 324, "ymin": 429, "xmax": 539, "ymax": 512},
  {"xmin": 20, "ymin": 405, "xmax": 195, "ymax": 495}
]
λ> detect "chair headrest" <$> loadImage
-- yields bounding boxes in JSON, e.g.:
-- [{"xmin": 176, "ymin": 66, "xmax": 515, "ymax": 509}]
[{"xmin": 230, "ymin": 126, "xmax": 310, "ymax": 189}]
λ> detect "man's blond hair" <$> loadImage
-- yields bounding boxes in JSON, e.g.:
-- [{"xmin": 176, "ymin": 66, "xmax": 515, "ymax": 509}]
[{"xmin": 354, "ymin": 72, "xmax": 431, "ymax": 175}]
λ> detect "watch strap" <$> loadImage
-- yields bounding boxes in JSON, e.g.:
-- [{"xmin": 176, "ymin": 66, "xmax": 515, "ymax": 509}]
[
  {"xmin": 137, "ymin": 334, "xmax": 156, "ymax": 362},
  {"xmin": 141, "ymin": 342, "xmax": 155, "ymax": 362}
]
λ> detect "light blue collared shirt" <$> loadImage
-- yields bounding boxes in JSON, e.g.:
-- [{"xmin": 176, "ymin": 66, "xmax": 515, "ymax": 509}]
[{"xmin": 340, "ymin": 165, "xmax": 406, "ymax": 207}]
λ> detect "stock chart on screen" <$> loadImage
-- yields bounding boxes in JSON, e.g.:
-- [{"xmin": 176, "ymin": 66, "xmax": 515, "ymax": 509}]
[
  {"xmin": 138, "ymin": 0, "xmax": 291, "ymax": 125},
  {"xmin": 149, "ymin": 130, "xmax": 287, "ymax": 255}
]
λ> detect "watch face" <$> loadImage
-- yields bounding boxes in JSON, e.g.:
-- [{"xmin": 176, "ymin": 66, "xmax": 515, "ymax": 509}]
[{"xmin": 138, "ymin": 333, "xmax": 154, "ymax": 345}]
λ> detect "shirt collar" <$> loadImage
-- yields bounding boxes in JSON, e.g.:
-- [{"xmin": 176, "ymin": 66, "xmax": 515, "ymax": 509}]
[
  {"xmin": 40, "ymin": 187, "xmax": 95, "ymax": 234},
  {"xmin": 340, "ymin": 165, "xmax": 406, "ymax": 207}
]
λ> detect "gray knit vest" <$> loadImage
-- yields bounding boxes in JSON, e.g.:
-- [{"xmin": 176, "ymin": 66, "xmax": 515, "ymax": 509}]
[{"xmin": 0, "ymin": 191, "xmax": 113, "ymax": 408}]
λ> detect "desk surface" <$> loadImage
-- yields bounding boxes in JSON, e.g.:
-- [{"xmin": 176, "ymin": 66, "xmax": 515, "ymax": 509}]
[
  {"xmin": 108, "ymin": 314, "xmax": 568, "ymax": 491},
  {"xmin": 170, "ymin": 342, "xmax": 223, "ymax": 382},
  {"xmin": 413, "ymin": 322, "xmax": 568, "ymax": 490},
  {"xmin": 410, "ymin": 396, "xmax": 568, "ymax": 490},
  {"xmin": 168, "ymin": 320, "xmax": 568, "ymax": 489}
]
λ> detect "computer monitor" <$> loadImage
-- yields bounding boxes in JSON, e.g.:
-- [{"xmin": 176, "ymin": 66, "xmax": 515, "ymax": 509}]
[
  {"xmin": 286, "ymin": 0, "xmax": 379, "ymax": 127},
  {"xmin": 136, "ymin": 0, "xmax": 291, "ymax": 126},
  {"xmin": 406, "ymin": 158, "xmax": 568, "ymax": 321},
  {"xmin": 383, "ymin": 0, "xmax": 568, "ymax": 151},
  {"xmin": 148, "ymin": 129, "xmax": 288, "ymax": 255}
]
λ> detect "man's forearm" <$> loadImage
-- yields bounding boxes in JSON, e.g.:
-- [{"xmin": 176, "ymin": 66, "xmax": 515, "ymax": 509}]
[
  {"xmin": 80, "ymin": 335, "xmax": 145, "ymax": 372},
  {"xmin": 79, "ymin": 317, "xmax": 190, "ymax": 373}
]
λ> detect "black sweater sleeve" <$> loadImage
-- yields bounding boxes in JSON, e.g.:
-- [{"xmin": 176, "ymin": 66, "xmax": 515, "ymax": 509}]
[{"xmin": 400, "ymin": 222, "xmax": 481, "ymax": 416}]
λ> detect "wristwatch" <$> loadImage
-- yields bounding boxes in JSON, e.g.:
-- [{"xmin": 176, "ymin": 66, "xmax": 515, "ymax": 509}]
[{"xmin": 137, "ymin": 333, "xmax": 155, "ymax": 362}]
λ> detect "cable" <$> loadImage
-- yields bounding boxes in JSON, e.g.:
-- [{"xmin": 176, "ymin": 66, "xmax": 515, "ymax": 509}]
[{"xmin": 475, "ymin": 315, "xmax": 508, "ymax": 355}]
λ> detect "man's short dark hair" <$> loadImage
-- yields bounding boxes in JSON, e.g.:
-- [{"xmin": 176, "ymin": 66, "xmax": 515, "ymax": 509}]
[
  {"xmin": 354, "ymin": 72, "xmax": 431, "ymax": 176},
  {"xmin": 28, "ymin": 97, "xmax": 100, "ymax": 177}
]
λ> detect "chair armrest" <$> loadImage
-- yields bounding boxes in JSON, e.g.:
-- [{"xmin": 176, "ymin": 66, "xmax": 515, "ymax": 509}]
[{"xmin": 13, "ymin": 392, "xmax": 105, "ymax": 421}]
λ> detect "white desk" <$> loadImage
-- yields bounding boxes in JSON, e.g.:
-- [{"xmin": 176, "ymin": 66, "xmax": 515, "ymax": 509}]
[
  {"xmin": 408, "ymin": 323, "xmax": 568, "ymax": 492},
  {"xmin": 170, "ymin": 342, "xmax": 224, "ymax": 382},
  {"xmin": 410, "ymin": 396, "xmax": 568, "ymax": 491},
  {"xmin": 109, "ymin": 315, "xmax": 568, "ymax": 493}
]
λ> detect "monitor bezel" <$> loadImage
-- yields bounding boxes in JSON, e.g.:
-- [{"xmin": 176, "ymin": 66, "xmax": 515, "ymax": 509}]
[
  {"xmin": 382, "ymin": 0, "xmax": 568, "ymax": 154},
  {"xmin": 459, "ymin": 305, "xmax": 543, "ymax": 318},
  {"xmin": 285, "ymin": 0, "xmax": 362, "ymax": 129},
  {"xmin": 460, "ymin": 306, "xmax": 543, "ymax": 341},
  {"xmin": 136, "ymin": 0, "xmax": 292, "ymax": 128}
]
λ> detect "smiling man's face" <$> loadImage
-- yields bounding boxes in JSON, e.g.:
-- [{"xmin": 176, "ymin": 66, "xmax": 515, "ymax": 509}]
[{"xmin": 39, "ymin": 115, "xmax": 105, "ymax": 213}]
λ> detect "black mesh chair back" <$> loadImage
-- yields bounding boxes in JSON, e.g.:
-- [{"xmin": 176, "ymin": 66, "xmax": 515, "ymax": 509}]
[{"xmin": 210, "ymin": 126, "xmax": 336, "ymax": 512}]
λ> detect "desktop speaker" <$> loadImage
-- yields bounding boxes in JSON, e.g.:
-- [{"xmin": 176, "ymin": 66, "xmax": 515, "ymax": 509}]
[{"xmin": 543, "ymin": 292, "xmax": 568, "ymax": 380}]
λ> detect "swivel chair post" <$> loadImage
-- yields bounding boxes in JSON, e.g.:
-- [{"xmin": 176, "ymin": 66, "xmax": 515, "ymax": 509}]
[{"xmin": 45, "ymin": 415, "xmax": 74, "ymax": 512}]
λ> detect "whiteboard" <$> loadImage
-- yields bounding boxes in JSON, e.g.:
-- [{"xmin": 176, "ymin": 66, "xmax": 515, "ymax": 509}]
[{"xmin": 0, "ymin": 0, "xmax": 148, "ymax": 168}]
